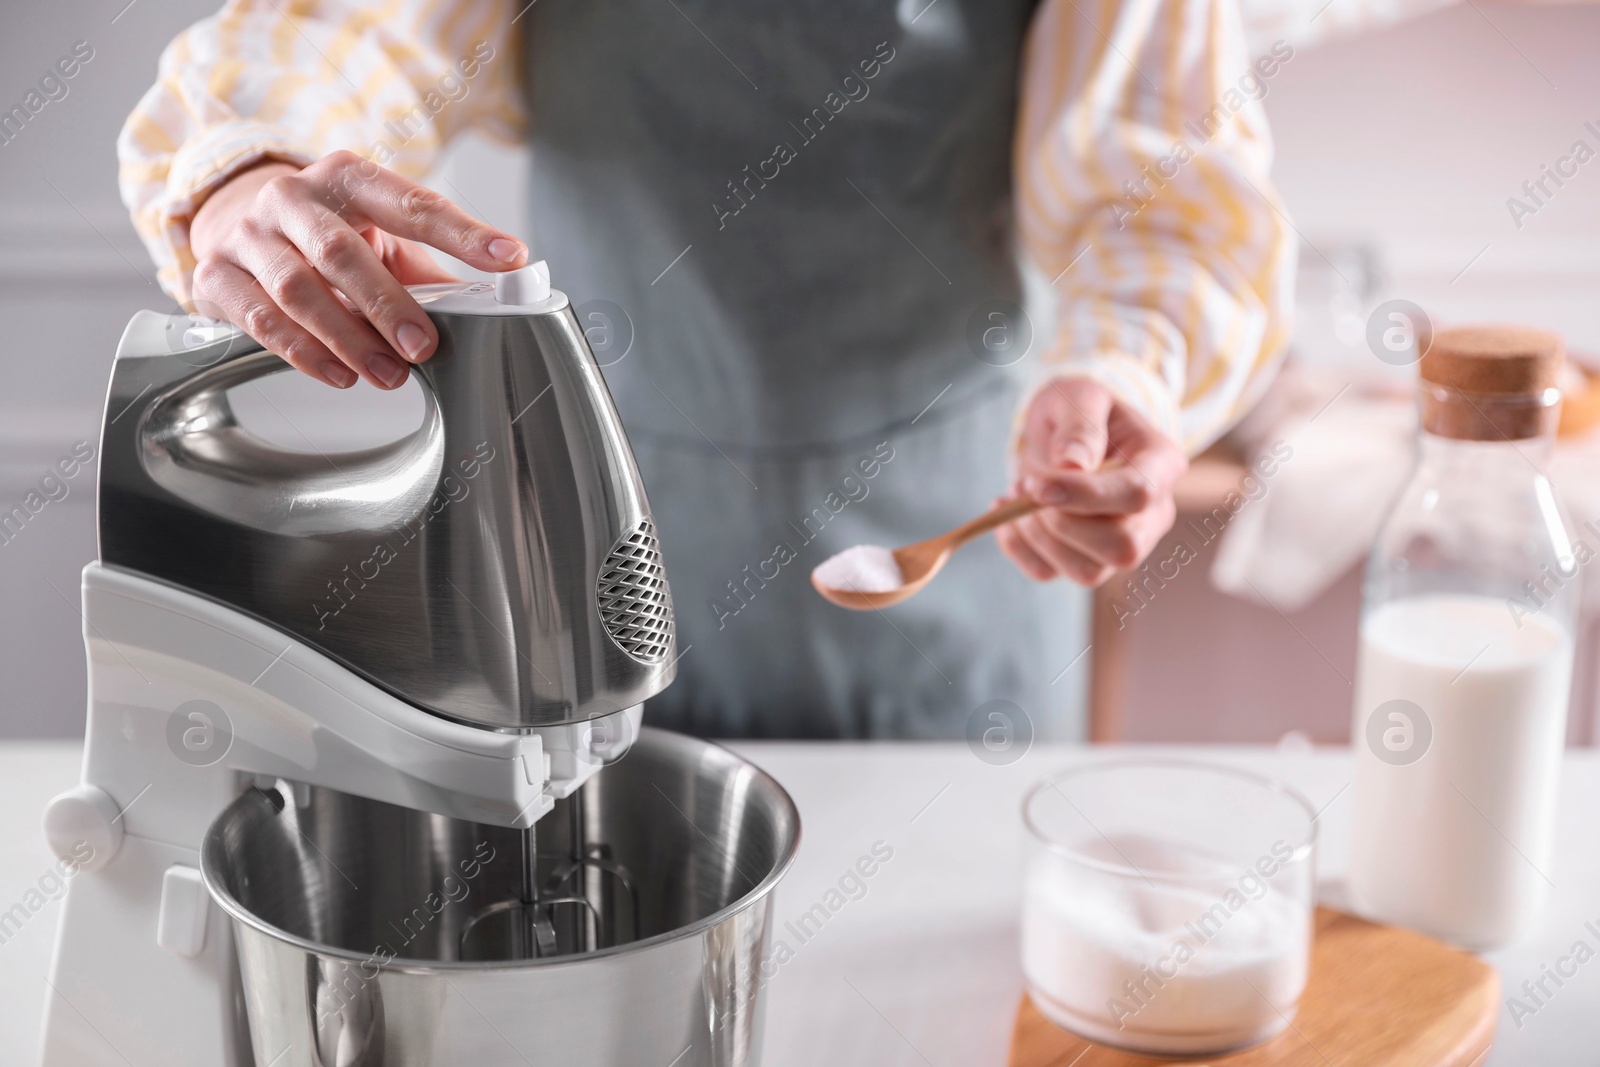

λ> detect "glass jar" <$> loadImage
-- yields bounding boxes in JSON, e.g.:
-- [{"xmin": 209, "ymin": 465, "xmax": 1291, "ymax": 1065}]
[
  {"xmin": 1348, "ymin": 325, "xmax": 1578, "ymax": 950},
  {"xmin": 1021, "ymin": 761, "xmax": 1316, "ymax": 1055}
]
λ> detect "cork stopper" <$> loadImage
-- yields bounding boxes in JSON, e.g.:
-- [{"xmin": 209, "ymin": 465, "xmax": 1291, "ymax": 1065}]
[{"xmin": 1419, "ymin": 325, "xmax": 1564, "ymax": 440}]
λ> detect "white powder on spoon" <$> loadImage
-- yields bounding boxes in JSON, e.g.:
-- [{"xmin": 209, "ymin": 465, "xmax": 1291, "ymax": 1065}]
[{"xmin": 812, "ymin": 545, "xmax": 903, "ymax": 593}]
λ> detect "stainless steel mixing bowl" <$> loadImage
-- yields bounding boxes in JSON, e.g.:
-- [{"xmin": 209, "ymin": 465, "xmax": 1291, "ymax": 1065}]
[{"xmin": 201, "ymin": 729, "xmax": 800, "ymax": 1066}]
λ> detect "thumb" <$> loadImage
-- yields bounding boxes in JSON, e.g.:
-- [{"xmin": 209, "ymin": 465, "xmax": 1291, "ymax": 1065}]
[{"xmin": 1045, "ymin": 379, "xmax": 1112, "ymax": 472}]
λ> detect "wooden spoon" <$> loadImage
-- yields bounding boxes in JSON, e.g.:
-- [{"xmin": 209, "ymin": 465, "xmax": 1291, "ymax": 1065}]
[{"xmin": 811, "ymin": 496, "xmax": 1042, "ymax": 610}]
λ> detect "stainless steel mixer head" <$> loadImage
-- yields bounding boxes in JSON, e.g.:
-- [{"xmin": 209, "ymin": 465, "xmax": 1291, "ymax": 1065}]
[{"xmin": 98, "ymin": 273, "xmax": 676, "ymax": 729}]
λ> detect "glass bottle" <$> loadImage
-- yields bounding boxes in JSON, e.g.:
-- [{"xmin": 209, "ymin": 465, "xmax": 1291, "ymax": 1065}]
[{"xmin": 1348, "ymin": 325, "xmax": 1578, "ymax": 950}]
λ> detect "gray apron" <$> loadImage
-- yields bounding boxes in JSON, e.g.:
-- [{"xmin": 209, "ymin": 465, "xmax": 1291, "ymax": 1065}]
[{"xmin": 520, "ymin": 0, "xmax": 1089, "ymax": 739}]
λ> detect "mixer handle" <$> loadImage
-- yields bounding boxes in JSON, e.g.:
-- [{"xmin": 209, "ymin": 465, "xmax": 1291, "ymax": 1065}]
[{"xmin": 110, "ymin": 310, "xmax": 448, "ymax": 537}]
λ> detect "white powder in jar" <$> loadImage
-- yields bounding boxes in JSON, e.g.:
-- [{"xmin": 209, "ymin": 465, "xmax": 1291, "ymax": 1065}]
[
  {"xmin": 812, "ymin": 545, "xmax": 903, "ymax": 593},
  {"xmin": 1021, "ymin": 836, "xmax": 1310, "ymax": 1055}
]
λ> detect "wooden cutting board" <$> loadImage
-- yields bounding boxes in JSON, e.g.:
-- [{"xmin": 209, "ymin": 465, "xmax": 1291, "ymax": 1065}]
[{"xmin": 1009, "ymin": 908, "xmax": 1498, "ymax": 1067}]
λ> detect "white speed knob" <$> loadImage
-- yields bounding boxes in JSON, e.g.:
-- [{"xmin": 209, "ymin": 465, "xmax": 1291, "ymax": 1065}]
[
  {"xmin": 494, "ymin": 260, "xmax": 551, "ymax": 305},
  {"xmin": 43, "ymin": 784, "xmax": 124, "ymax": 873}
]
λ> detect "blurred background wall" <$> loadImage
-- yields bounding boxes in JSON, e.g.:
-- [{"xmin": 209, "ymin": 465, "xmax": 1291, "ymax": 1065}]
[{"xmin": 1, "ymin": 0, "xmax": 1595, "ymax": 739}]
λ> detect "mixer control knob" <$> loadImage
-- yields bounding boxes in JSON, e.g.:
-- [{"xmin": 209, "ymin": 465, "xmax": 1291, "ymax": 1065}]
[
  {"xmin": 42, "ymin": 784, "xmax": 124, "ymax": 873},
  {"xmin": 494, "ymin": 260, "xmax": 551, "ymax": 305}
]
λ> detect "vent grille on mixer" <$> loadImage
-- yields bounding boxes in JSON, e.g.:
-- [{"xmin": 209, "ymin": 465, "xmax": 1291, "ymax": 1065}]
[{"xmin": 596, "ymin": 519, "xmax": 674, "ymax": 664}]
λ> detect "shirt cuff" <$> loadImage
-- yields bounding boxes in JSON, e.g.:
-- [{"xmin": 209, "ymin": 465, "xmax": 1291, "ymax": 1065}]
[
  {"xmin": 158, "ymin": 120, "xmax": 319, "ymax": 305},
  {"xmin": 1010, "ymin": 353, "xmax": 1184, "ymax": 474}
]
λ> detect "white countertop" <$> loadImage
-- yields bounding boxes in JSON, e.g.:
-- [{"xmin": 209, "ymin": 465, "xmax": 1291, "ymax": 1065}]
[{"xmin": 3, "ymin": 741, "xmax": 1598, "ymax": 1065}]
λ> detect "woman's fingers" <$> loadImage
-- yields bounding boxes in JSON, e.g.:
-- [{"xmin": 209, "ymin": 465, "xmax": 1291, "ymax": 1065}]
[
  {"xmin": 1037, "ymin": 511, "xmax": 1143, "ymax": 572},
  {"xmin": 996, "ymin": 523, "xmax": 1057, "ymax": 582},
  {"xmin": 272, "ymin": 195, "xmax": 439, "ymax": 365},
  {"xmin": 1016, "ymin": 378, "xmax": 1187, "ymax": 515},
  {"xmin": 1000, "ymin": 511, "xmax": 1135, "ymax": 587},
  {"xmin": 1025, "ymin": 467, "xmax": 1156, "ymax": 516},
  {"xmin": 1012, "ymin": 514, "xmax": 1113, "ymax": 585},
  {"xmin": 188, "ymin": 150, "xmax": 527, "ymax": 389},
  {"xmin": 230, "ymin": 229, "xmax": 408, "ymax": 390},
  {"xmin": 1037, "ymin": 496, "xmax": 1176, "ymax": 573},
  {"xmin": 297, "ymin": 151, "xmax": 526, "ymax": 272},
  {"xmin": 1022, "ymin": 421, "xmax": 1185, "ymax": 518},
  {"xmin": 1005, "ymin": 375, "xmax": 1188, "ymax": 585},
  {"xmin": 374, "ymin": 231, "xmax": 462, "ymax": 285},
  {"xmin": 191, "ymin": 256, "xmax": 355, "ymax": 389}
]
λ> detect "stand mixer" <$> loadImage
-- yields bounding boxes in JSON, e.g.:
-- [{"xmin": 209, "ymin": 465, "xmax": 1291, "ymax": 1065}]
[{"xmin": 36, "ymin": 263, "xmax": 794, "ymax": 1065}]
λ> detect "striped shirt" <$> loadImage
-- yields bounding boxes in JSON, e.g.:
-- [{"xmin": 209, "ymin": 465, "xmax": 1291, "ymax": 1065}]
[{"xmin": 118, "ymin": 0, "xmax": 1295, "ymax": 453}]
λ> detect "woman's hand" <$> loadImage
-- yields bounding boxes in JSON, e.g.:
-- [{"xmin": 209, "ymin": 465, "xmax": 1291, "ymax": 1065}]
[
  {"xmin": 997, "ymin": 377, "xmax": 1187, "ymax": 585},
  {"xmin": 188, "ymin": 150, "xmax": 527, "ymax": 390}
]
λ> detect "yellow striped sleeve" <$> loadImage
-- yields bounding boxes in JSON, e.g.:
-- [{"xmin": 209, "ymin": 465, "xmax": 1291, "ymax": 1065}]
[
  {"xmin": 117, "ymin": 0, "xmax": 525, "ymax": 307},
  {"xmin": 1013, "ymin": 0, "xmax": 1297, "ymax": 455}
]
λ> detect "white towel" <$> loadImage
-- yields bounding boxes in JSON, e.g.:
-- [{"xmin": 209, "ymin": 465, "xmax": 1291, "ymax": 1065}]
[{"xmin": 1212, "ymin": 379, "xmax": 1413, "ymax": 611}]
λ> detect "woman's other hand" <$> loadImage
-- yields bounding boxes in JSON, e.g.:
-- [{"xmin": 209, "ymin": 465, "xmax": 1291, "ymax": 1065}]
[{"xmin": 998, "ymin": 377, "xmax": 1188, "ymax": 585}]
